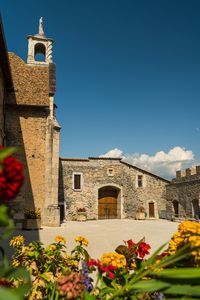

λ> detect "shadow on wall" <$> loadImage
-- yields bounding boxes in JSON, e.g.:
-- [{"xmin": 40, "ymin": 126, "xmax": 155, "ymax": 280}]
[
  {"xmin": 58, "ymin": 159, "xmax": 65, "ymax": 222},
  {"xmin": 5, "ymin": 91, "xmax": 39, "ymax": 243}
]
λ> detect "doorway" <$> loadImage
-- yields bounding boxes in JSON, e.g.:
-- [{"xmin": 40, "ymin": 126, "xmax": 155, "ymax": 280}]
[
  {"xmin": 149, "ymin": 202, "xmax": 155, "ymax": 218},
  {"xmin": 98, "ymin": 186, "xmax": 119, "ymax": 219}
]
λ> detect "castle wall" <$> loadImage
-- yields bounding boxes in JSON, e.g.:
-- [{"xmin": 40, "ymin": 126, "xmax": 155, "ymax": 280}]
[
  {"xmin": 59, "ymin": 158, "xmax": 168, "ymax": 221},
  {"xmin": 166, "ymin": 166, "xmax": 200, "ymax": 218}
]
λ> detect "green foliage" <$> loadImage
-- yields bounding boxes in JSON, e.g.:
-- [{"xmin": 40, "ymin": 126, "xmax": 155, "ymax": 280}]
[
  {"xmin": 0, "ymin": 147, "xmax": 17, "ymax": 163},
  {"xmin": 24, "ymin": 209, "xmax": 41, "ymax": 219},
  {"xmin": 0, "ymin": 205, "xmax": 31, "ymax": 300}
]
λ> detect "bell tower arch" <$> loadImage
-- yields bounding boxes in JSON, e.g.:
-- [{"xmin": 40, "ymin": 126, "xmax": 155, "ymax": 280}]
[{"xmin": 27, "ymin": 17, "xmax": 53, "ymax": 65}]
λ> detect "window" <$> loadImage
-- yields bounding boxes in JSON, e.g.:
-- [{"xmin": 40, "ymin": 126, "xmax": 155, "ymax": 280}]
[
  {"xmin": 138, "ymin": 175, "xmax": 143, "ymax": 187},
  {"xmin": 73, "ymin": 173, "xmax": 83, "ymax": 191},
  {"xmin": 107, "ymin": 168, "xmax": 114, "ymax": 176}
]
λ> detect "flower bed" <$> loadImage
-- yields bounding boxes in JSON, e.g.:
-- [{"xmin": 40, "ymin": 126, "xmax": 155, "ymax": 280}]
[
  {"xmin": 5, "ymin": 221, "xmax": 200, "ymax": 299},
  {"xmin": 1, "ymin": 147, "xmax": 200, "ymax": 299}
]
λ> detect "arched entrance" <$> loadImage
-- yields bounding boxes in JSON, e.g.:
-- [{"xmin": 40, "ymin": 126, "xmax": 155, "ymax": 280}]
[
  {"xmin": 172, "ymin": 200, "xmax": 179, "ymax": 217},
  {"xmin": 192, "ymin": 199, "xmax": 200, "ymax": 220},
  {"xmin": 98, "ymin": 186, "xmax": 120, "ymax": 219},
  {"xmin": 148, "ymin": 202, "xmax": 155, "ymax": 218}
]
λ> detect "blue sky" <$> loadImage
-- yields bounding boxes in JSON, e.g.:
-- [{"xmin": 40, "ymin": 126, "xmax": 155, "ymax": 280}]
[{"xmin": 1, "ymin": 0, "xmax": 200, "ymax": 178}]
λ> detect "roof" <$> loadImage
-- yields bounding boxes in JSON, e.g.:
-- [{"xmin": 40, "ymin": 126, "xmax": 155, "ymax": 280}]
[
  {"xmin": 60, "ymin": 156, "xmax": 170, "ymax": 183},
  {"xmin": 0, "ymin": 15, "xmax": 13, "ymax": 89},
  {"xmin": 120, "ymin": 161, "xmax": 170, "ymax": 183}
]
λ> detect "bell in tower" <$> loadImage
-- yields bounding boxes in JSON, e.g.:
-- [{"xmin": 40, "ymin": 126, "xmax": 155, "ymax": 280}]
[{"xmin": 27, "ymin": 17, "xmax": 53, "ymax": 65}]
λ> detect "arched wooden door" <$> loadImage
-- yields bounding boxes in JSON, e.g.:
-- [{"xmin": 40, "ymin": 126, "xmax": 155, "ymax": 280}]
[
  {"xmin": 98, "ymin": 187, "xmax": 118, "ymax": 219},
  {"xmin": 149, "ymin": 202, "xmax": 155, "ymax": 218}
]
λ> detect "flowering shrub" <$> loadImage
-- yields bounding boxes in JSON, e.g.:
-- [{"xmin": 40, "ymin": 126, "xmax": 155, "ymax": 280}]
[
  {"xmin": 0, "ymin": 146, "xmax": 24, "ymax": 202},
  {"xmin": 24, "ymin": 208, "xmax": 41, "ymax": 219},
  {"xmin": 168, "ymin": 220, "xmax": 200, "ymax": 266}
]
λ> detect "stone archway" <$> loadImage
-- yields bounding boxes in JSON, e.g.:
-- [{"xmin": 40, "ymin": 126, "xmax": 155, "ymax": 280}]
[
  {"xmin": 172, "ymin": 200, "xmax": 179, "ymax": 217},
  {"xmin": 98, "ymin": 186, "xmax": 120, "ymax": 219},
  {"xmin": 192, "ymin": 199, "xmax": 200, "ymax": 219}
]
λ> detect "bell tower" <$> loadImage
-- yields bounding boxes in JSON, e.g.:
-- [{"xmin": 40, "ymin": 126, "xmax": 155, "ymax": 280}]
[{"xmin": 27, "ymin": 17, "xmax": 53, "ymax": 65}]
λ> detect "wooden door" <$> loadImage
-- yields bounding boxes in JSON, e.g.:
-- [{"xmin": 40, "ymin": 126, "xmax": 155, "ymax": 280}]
[
  {"xmin": 149, "ymin": 202, "xmax": 155, "ymax": 218},
  {"xmin": 98, "ymin": 188, "xmax": 117, "ymax": 219}
]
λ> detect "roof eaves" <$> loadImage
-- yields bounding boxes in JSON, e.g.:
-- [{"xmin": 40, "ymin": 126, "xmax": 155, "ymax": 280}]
[{"xmin": 120, "ymin": 161, "xmax": 170, "ymax": 183}]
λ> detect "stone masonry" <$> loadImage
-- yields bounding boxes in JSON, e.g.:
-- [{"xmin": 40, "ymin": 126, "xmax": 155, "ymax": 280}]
[
  {"xmin": 166, "ymin": 166, "xmax": 200, "ymax": 219},
  {"xmin": 4, "ymin": 19, "xmax": 61, "ymax": 226},
  {"xmin": 59, "ymin": 158, "xmax": 169, "ymax": 221}
]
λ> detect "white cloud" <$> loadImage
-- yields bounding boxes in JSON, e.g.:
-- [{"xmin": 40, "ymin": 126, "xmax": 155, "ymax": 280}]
[
  {"xmin": 100, "ymin": 148, "xmax": 123, "ymax": 158},
  {"xmin": 100, "ymin": 146, "xmax": 198, "ymax": 179}
]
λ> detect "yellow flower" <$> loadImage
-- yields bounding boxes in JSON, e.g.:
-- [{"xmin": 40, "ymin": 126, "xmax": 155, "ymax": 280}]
[
  {"xmin": 12, "ymin": 258, "xmax": 20, "ymax": 268},
  {"xmin": 130, "ymin": 261, "xmax": 137, "ymax": 269},
  {"xmin": 55, "ymin": 235, "xmax": 66, "ymax": 244},
  {"xmin": 47, "ymin": 244, "xmax": 57, "ymax": 251},
  {"xmin": 100, "ymin": 252, "xmax": 126, "ymax": 269},
  {"xmin": 9, "ymin": 235, "xmax": 25, "ymax": 248},
  {"xmin": 43, "ymin": 272, "xmax": 54, "ymax": 282},
  {"xmin": 75, "ymin": 236, "xmax": 89, "ymax": 246},
  {"xmin": 168, "ymin": 220, "xmax": 200, "ymax": 265}
]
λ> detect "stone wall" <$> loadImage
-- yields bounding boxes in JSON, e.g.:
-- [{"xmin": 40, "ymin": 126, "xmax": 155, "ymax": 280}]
[
  {"xmin": 5, "ymin": 52, "xmax": 60, "ymax": 226},
  {"xmin": 166, "ymin": 166, "xmax": 200, "ymax": 218},
  {"xmin": 59, "ymin": 158, "xmax": 169, "ymax": 221},
  {"xmin": 5, "ymin": 105, "xmax": 48, "ymax": 210}
]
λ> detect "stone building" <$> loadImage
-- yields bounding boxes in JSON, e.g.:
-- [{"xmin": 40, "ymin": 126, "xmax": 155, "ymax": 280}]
[
  {"xmin": 2, "ymin": 17, "xmax": 61, "ymax": 226},
  {"xmin": 59, "ymin": 157, "xmax": 169, "ymax": 221},
  {"xmin": 166, "ymin": 166, "xmax": 200, "ymax": 220}
]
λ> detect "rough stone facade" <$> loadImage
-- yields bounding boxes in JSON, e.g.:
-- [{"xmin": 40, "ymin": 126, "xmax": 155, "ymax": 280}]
[
  {"xmin": 4, "ymin": 21, "xmax": 61, "ymax": 226},
  {"xmin": 59, "ymin": 158, "xmax": 169, "ymax": 221},
  {"xmin": 166, "ymin": 166, "xmax": 200, "ymax": 219}
]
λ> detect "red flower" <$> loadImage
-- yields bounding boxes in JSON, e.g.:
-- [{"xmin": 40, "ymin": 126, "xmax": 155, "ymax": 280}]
[
  {"xmin": 0, "ymin": 153, "xmax": 24, "ymax": 201},
  {"xmin": 88, "ymin": 259, "xmax": 99, "ymax": 267},
  {"xmin": 136, "ymin": 242, "xmax": 151, "ymax": 259},
  {"xmin": 88, "ymin": 259, "xmax": 116, "ymax": 279},
  {"xmin": 127, "ymin": 239, "xmax": 135, "ymax": 248},
  {"xmin": 0, "ymin": 278, "xmax": 12, "ymax": 287}
]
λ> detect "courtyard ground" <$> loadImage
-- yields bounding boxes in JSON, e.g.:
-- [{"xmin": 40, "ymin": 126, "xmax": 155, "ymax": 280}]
[{"xmin": 7, "ymin": 219, "xmax": 179, "ymax": 259}]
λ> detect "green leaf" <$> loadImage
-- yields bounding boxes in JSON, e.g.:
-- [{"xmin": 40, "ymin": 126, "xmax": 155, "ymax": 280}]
[
  {"xmin": 83, "ymin": 292, "xmax": 97, "ymax": 300},
  {"xmin": 0, "ymin": 287, "xmax": 22, "ymax": 300},
  {"xmin": 165, "ymin": 284, "xmax": 200, "ymax": 296},
  {"xmin": 0, "ymin": 147, "xmax": 17, "ymax": 161},
  {"xmin": 150, "ymin": 267, "xmax": 200, "ymax": 285},
  {"xmin": 6, "ymin": 267, "xmax": 30, "ymax": 280},
  {"xmin": 131, "ymin": 279, "xmax": 170, "ymax": 292}
]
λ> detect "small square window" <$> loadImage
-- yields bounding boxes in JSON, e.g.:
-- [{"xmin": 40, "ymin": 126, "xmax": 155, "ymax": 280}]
[
  {"xmin": 107, "ymin": 168, "xmax": 114, "ymax": 176},
  {"xmin": 138, "ymin": 175, "xmax": 143, "ymax": 187}
]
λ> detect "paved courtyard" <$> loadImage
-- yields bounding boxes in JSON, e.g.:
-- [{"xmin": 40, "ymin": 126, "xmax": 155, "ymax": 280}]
[{"xmin": 6, "ymin": 219, "xmax": 179, "ymax": 259}]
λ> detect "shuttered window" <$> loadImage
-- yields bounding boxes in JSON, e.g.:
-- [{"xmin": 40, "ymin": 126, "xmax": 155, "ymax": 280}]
[
  {"xmin": 138, "ymin": 175, "xmax": 143, "ymax": 187},
  {"xmin": 74, "ymin": 174, "xmax": 81, "ymax": 189},
  {"xmin": 73, "ymin": 173, "xmax": 83, "ymax": 190}
]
